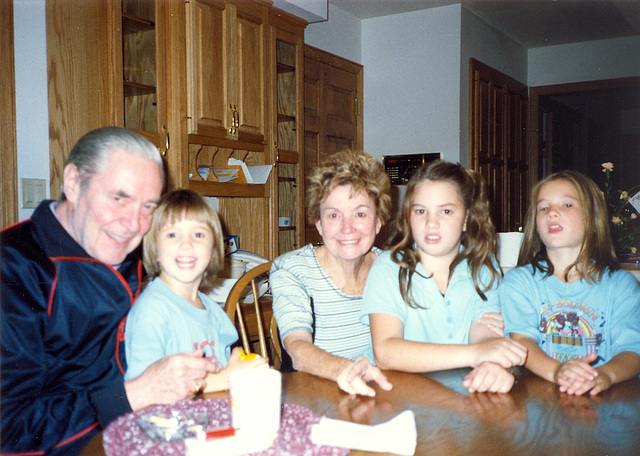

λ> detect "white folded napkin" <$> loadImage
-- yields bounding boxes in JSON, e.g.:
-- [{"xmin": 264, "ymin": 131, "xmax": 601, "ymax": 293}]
[{"xmin": 309, "ymin": 410, "xmax": 417, "ymax": 456}]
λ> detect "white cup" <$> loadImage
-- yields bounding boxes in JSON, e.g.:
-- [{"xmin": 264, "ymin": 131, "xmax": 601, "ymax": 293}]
[
  {"xmin": 497, "ymin": 232, "xmax": 524, "ymax": 268},
  {"xmin": 278, "ymin": 216, "xmax": 292, "ymax": 227},
  {"xmin": 229, "ymin": 368, "xmax": 282, "ymax": 440}
]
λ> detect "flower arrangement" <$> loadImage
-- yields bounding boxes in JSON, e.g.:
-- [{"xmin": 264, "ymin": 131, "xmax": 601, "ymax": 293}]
[{"xmin": 601, "ymin": 162, "xmax": 640, "ymax": 260}]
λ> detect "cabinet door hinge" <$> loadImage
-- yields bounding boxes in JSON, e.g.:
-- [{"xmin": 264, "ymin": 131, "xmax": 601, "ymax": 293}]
[{"xmin": 355, "ymin": 98, "xmax": 362, "ymax": 116}]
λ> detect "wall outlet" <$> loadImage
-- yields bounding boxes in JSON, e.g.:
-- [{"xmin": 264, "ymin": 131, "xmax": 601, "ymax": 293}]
[{"xmin": 21, "ymin": 178, "xmax": 47, "ymax": 209}]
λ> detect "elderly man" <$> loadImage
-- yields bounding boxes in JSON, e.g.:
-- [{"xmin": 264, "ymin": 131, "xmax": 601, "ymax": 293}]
[{"xmin": 1, "ymin": 127, "xmax": 217, "ymax": 455}]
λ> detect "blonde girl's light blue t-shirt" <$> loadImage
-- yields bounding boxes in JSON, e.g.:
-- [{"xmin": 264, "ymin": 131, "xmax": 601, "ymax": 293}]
[
  {"xmin": 501, "ymin": 264, "xmax": 640, "ymax": 366},
  {"xmin": 360, "ymin": 250, "xmax": 500, "ymax": 348},
  {"xmin": 124, "ymin": 277, "xmax": 238, "ymax": 380}
]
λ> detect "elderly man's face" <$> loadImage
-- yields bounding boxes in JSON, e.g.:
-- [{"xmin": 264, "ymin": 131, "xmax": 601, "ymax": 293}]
[{"xmin": 65, "ymin": 149, "xmax": 163, "ymax": 265}]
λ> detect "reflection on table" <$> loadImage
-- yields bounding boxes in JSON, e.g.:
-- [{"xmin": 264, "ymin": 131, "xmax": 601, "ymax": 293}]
[
  {"xmin": 283, "ymin": 368, "xmax": 640, "ymax": 456},
  {"xmin": 81, "ymin": 368, "xmax": 640, "ymax": 456}
]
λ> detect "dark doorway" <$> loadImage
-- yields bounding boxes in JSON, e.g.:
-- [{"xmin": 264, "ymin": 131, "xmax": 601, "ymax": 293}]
[{"xmin": 530, "ymin": 77, "xmax": 640, "ymax": 194}]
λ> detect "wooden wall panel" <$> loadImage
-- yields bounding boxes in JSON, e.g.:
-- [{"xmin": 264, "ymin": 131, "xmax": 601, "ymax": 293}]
[
  {"xmin": 1, "ymin": 0, "xmax": 18, "ymax": 227},
  {"xmin": 46, "ymin": 0, "xmax": 119, "ymax": 199}
]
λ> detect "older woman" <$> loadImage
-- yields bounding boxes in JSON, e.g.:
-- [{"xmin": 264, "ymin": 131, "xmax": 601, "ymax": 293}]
[{"xmin": 271, "ymin": 150, "xmax": 393, "ymax": 396}]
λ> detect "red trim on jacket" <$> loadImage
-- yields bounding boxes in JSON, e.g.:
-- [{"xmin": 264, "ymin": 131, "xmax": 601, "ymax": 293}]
[
  {"xmin": 53, "ymin": 422, "xmax": 100, "ymax": 449},
  {"xmin": 0, "ymin": 218, "xmax": 30, "ymax": 233},
  {"xmin": 116, "ymin": 318, "xmax": 127, "ymax": 375},
  {"xmin": 46, "ymin": 257, "xmax": 138, "ymax": 317},
  {"xmin": 2, "ymin": 422, "xmax": 101, "ymax": 455},
  {"xmin": 47, "ymin": 261, "xmax": 58, "ymax": 318}
]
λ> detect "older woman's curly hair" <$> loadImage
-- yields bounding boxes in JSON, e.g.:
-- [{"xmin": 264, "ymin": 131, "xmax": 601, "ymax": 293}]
[{"xmin": 306, "ymin": 150, "xmax": 392, "ymax": 226}]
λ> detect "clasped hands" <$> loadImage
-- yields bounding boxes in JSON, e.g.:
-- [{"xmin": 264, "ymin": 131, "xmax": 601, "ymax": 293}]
[
  {"xmin": 554, "ymin": 352, "xmax": 609, "ymax": 396},
  {"xmin": 462, "ymin": 313, "xmax": 528, "ymax": 393}
]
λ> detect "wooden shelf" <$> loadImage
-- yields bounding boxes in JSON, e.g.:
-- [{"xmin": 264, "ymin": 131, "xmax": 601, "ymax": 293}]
[
  {"xmin": 188, "ymin": 179, "xmax": 267, "ymax": 198},
  {"xmin": 277, "ymin": 62, "xmax": 295, "ymax": 74},
  {"xmin": 189, "ymin": 134, "xmax": 266, "ymax": 153},
  {"xmin": 123, "ymin": 81, "xmax": 156, "ymax": 97},
  {"xmin": 278, "ymin": 176, "xmax": 296, "ymax": 183},
  {"xmin": 276, "ymin": 149, "xmax": 298, "ymax": 164},
  {"xmin": 278, "ymin": 226, "xmax": 296, "ymax": 231},
  {"xmin": 277, "ymin": 113, "xmax": 296, "ymax": 123},
  {"xmin": 122, "ymin": 13, "xmax": 155, "ymax": 34}
]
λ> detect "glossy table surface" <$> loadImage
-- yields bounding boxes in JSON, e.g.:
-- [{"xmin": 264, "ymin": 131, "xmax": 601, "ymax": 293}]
[{"xmin": 82, "ymin": 368, "xmax": 640, "ymax": 456}]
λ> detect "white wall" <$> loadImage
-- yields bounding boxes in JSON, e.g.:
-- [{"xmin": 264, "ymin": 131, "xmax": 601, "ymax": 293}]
[
  {"xmin": 304, "ymin": 3, "xmax": 528, "ymax": 166},
  {"xmin": 362, "ymin": 5, "xmax": 462, "ymax": 164},
  {"xmin": 14, "ymin": 0, "xmax": 50, "ymax": 221},
  {"xmin": 528, "ymin": 35, "xmax": 640, "ymax": 86},
  {"xmin": 460, "ymin": 7, "xmax": 527, "ymax": 165},
  {"xmin": 304, "ymin": 3, "xmax": 361, "ymax": 64}
]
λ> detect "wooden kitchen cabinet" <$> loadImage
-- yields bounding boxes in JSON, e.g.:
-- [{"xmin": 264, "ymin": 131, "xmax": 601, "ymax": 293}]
[
  {"xmin": 47, "ymin": 0, "xmax": 306, "ymax": 260},
  {"xmin": 186, "ymin": 0, "xmax": 268, "ymax": 145}
]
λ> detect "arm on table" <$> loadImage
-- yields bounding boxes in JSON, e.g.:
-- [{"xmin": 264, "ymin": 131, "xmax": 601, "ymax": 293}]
[
  {"xmin": 563, "ymin": 351, "xmax": 640, "ymax": 396},
  {"xmin": 464, "ymin": 313, "xmax": 523, "ymax": 392},
  {"xmin": 510, "ymin": 333, "xmax": 565, "ymax": 383},
  {"xmin": 284, "ymin": 331, "xmax": 391, "ymax": 397},
  {"xmin": 370, "ymin": 312, "xmax": 526, "ymax": 372},
  {"xmin": 512, "ymin": 333, "xmax": 640, "ymax": 395}
]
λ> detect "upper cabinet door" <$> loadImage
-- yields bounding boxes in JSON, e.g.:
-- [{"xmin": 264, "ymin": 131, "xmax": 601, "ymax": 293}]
[
  {"xmin": 121, "ymin": 0, "xmax": 170, "ymax": 153},
  {"xmin": 187, "ymin": 0, "xmax": 267, "ymax": 145}
]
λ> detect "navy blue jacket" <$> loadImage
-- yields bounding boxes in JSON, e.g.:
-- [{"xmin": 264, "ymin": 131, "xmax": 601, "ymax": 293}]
[{"xmin": 1, "ymin": 201, "xmax": 142, "ymax": 455}]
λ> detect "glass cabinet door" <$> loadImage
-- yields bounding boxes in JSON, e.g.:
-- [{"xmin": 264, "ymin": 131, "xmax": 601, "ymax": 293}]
[
  {"xmin": 121, "ymin": 0, "xmax": 165, "ymax": 150},
  {"xmin": 274, "ymin": 33, "xmax": 304, "ymax": 255}
]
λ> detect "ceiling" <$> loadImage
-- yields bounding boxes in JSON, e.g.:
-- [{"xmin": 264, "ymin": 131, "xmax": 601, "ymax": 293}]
[{"xmin": 329, "ymin": 0, "xmax": 640, "ymax": 48}]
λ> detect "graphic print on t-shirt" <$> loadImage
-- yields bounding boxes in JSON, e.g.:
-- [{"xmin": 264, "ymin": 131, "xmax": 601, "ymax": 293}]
[
  {"xmin": 538, "ymin": 299, "xmax": 604, "ymax": 363},
  {"xmin": 194, "ymin": 339, "xmax": 223, "ymax": 369}
]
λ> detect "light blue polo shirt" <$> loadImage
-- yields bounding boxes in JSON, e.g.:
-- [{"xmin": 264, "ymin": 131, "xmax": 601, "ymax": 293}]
[{"xmin": 360, "ymin": 250, "xmax": 500, "ymax": 351}]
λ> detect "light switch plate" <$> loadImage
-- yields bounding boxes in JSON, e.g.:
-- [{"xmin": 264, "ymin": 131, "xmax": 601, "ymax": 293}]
[{"xmin": 21, "ymin": 178, "xmax": 47, "ymax": 209}]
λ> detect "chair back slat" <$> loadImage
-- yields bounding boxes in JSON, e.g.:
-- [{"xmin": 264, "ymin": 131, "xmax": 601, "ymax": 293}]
[{"xmin": 224, "ymin": 261, "xmax": 273, "ymax": 362}]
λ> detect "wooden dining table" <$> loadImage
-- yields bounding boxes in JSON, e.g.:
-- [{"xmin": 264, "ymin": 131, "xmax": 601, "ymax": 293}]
[{"xmin": 81, "ymin": 368, "xmax": 640, "ymax": 456}]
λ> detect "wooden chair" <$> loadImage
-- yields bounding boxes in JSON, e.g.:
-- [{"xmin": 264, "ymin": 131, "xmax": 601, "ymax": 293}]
[
  {"xmin": 224, "ymin": 261, "xmax": 279, "ymax": 366},
  {"xmin": 269, "ymin": 314, "xmax": 283, "ymax": 370}
]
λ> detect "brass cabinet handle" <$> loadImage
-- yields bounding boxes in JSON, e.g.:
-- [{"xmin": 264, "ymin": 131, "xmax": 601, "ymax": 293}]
[
  {"xmin": 228, "ymin": 105, "xmax": 239, "ymax": 134},
  {"xmin": 228, "ymin": 105, "xmax": 234, "ymax": 134},
  {"xmin": 233, "ymin": 105, "xmax": 239, "ymax": 130}
]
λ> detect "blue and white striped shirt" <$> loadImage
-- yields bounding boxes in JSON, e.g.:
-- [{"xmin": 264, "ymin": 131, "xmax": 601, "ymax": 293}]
[{"xmin": 271, "ymin": 244, "xmax": 381, "ymax": 361}]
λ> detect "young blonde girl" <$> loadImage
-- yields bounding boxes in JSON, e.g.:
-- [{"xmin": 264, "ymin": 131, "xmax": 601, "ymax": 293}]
[
  {"xmin": 125, "ymin": 189, "xmax": 265, "ymax": 393},
  {"xmin": 360, "ymin": 160, "xmax": 527, "ymax": 393},
  {"xmin": 501, "ymin": 170, "xmax": 640, "ymax": 396}
]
